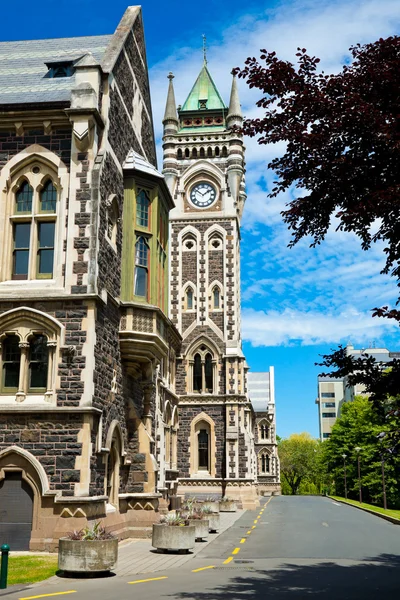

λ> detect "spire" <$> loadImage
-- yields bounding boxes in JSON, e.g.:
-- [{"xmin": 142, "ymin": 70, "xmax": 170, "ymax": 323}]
[
  {"xmin": 227, "ymin": 70, "xmax": 242, "ymax": 126},
  {"xmin": 202, "ymin": 34, "xmax": 207, "ymax": 65},
  {"xmin": 163, "ymin": 72, "xmax": 178, "ymax": 124},
  {"xmin": 180, "ymin": 65, "xmax": 227, "ymax": 112}
]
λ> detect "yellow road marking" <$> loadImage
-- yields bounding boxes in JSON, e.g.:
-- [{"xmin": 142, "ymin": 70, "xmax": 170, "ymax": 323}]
[
  {"xmin": 253, "ymin": 519, "xmax": 258, "ymax": 524},
  {"xmin": 128, "ymin": 576, "xmax": 168, "ymax": 584},
  {"xmin": 20, "ymin": 593, "xmax": 77, "ymax": 600},
  {"xmin": 232, "ymin": 547, "xmax": 240, "ymax": 555},
  {"xmin": 252, "ymin": 525, "xmax": 256, "ymax": 529},
  {"xmin": 223, "ymin": 556, "xmax": 233, "ymax": 564},
  {"xmin": 192, "ymin": 566, "xmax": 215, "ymax": 572},
  {"xmin": 240, "ymin": 538, "xmax": 246, "ymax": 544},
  {"xmin": 247, "ymin": 530, "xmax": 252, "ymax": 534}
]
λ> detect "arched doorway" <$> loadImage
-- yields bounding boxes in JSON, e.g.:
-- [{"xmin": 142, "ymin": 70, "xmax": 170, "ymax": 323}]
[{"xmin": 0, "ymin": 472, "xmax": 34, "ymax": 550}]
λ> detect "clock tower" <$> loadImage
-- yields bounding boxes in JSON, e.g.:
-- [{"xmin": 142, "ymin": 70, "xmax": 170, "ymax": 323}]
[{"xmin": 162, "ymin": 61, "xmax": 258, "ymax": 508}]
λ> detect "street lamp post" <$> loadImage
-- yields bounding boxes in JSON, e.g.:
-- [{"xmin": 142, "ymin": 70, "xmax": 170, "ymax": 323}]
[
  {"xmin": 355, "ymin": 447, "xmax": 362, "ymax": 504},
  {"xmin": 341, "ymin": 453, "xmax": 348, "ymax": 499},
  {"xmin": 381, "ymin": 452, "xmax": 387, "ymax": 510}
]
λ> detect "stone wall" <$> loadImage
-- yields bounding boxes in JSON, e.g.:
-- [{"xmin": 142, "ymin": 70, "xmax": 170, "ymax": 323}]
[
  {"xmin": 0, "ymin": 128, "xmax": 72, "ymax": 170},
  {"xmin": 0, "ymin": 413, "xmax": 82, "ymax": 495},
  {"xmin": 177, "ymin": 404, "xmax": 226, "ymax": 477}
]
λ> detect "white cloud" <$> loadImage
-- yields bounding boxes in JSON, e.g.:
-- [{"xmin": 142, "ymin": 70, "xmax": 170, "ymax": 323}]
[{"xmin": 242, "ymin": 306, "xmax": 398, "ymax": 347}]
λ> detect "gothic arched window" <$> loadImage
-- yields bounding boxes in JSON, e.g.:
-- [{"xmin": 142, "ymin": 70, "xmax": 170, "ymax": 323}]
[
  {"xmin": 190, "ymin": 345, "xmax": 216, "ymax": 394},
  {"xmin": 200, "ymin": 147, "xmax": 205, "ymax": 158},
  {"xmin": 193, "ymin": 353, "xmax": 202, "ymax": 392},
  {"xmin": 177, "ymin": 148, "xmax": 183, "ymax": 159},
  {"xmin": 13, "ymin": 177, "xmax": 57, "ymax": 280},
  {"xmin": 192, "ymin": 148, "xmax": 198, "ymax": 158},
  {"xmin": 185, "ymin": 148, "xmax": 190, "ymax": 158},
  {"xmin": 205, "ymin": 353, "xmax": 213, "ymax": 392},
  {"xmin": 260, "ymin": 423, "xmax": 269, "ymax": 440},
  {"xmin": 186, "ymin": 287, "xmax": 193, "ymax": 310},
  {"xmin": 222, "ymin": 146, "xmax": 228, "ymax": 157},
  {"xmin": 40, "ymin": 180, "xmax": 57, "ymax": 213},
  {"xmin": 212, "ymin": 286, "xmax": 220, "ymax": 310},
  {"xmin": 198, "ymin": 428, "xmax": 209, "ymax": 470},
  {"xmin": 261, "ymin": 453, "xmax": 270, "ymax": 473},
  {"xmin": 215, "ymin": 146, "xmax": 220, "ymax": 157},
  {"xmin": 207, "ymin": 147, "xmax": 213, "ymax": 157},
  {"xmin": 16, "ymin": 180, "xmax": 33, "ymax": 213}
]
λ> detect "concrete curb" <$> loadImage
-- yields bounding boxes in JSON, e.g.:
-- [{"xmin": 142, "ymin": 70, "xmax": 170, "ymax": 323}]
[{"xmin": 327, "ymin": 495, "xmax": 400, "ymax": 525}]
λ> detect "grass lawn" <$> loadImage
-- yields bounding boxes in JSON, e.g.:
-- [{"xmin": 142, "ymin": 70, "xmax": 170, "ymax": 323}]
[
  {"xmin": 331, "ymin": 496, "xmax": 400, "ymax": 520},
  {"xmin": 7, "ymin": 555, "xmax": 58, "ymax": 586}
]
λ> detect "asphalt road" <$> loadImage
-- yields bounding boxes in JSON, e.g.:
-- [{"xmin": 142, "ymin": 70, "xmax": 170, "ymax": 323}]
[{"xmin": 2, "ymin": 496, "xmax": 400, "ymax": 600}]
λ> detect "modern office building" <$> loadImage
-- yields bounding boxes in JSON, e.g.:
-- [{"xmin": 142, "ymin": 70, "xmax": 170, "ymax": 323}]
[{"xmin": 316, "ymin": 343, "xmax": 400, "ymax": 440}]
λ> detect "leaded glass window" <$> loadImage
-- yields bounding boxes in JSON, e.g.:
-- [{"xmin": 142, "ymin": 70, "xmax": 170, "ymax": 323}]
[
  {"xmin": 16, "ymin": 181, "xmax": 33, "ymax": 213},
  {"xmin": 136, "ymin": 189, "xmax": 150, "ymax": 228},
  {"xmin": 134, "ymin": 237, "xmax": 149, "ymax": 297},
  {"xmin": 40, "ymin": 181, "xmax": 57, "ymax": 213}
]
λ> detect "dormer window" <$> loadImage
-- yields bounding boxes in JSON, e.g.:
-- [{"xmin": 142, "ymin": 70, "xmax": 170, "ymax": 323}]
[
  {"xmin": 199, "ymin": 99, "xmax": 207, "ymax": 109},
  {"xmin": 45, "ymin": 61, "xmax": 74, "ymax": 79}
]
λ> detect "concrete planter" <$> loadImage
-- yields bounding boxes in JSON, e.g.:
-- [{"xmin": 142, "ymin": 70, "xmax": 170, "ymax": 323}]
[
  {"xmin": 188, "ymin": 519, "xmax": 209, "ymax": 541},
  {"xmin": 203, "ymin": 501, "xmax": 220, "ymax": 513},
  {"xmin": 58, "ymin": 538, "xmax": 118, "ymax": 573},
  {"xmin": 152, "ymin": 523, "xmax": 196, "ymax": 552},
  {"xmin": 208, "ymin": 513, "xmax": 220, "ymax": 533},
  {"xmin": 219, "ymin": 501, "xmax": 237, "ymax": 512}
]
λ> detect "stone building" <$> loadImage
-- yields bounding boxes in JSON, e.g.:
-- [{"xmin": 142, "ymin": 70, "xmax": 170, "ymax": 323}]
[
  {"xmin": 247, "ymin": 369, "xmax": 280, "ymax": 495},
  {"xmin": 0, "ymin": 6, "xmax": 180, "ymax": 551},
  {"xmin": 162, "ymin": 62, "xmax": 259, "ymax": 508}
]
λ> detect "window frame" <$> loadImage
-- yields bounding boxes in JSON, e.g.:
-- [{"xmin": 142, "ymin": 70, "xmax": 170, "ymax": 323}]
[
  {"xmin": 0, "ymin": 307, "xmax": 63, "ymax": 404},
  {"xmin": 2, "ymin": 163, "xmax": 61, "ymax": 284},
  {"xmin": 134, "ymin": 236, "xmax": 150, "ymax": 299}
]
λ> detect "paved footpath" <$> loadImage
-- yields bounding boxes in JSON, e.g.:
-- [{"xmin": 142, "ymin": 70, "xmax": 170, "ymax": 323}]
[{"xmin": 2, "ymin": 496, "xmax": 400, "ymax": 600}]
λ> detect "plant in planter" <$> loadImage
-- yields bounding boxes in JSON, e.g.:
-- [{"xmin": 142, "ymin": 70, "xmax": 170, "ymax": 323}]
[
  {"xmin": 152, "ymin": 512, "xmax": 196, "ymax": 553},
  {"xmin": 203, "ymin": 496, "xmax": 220, "ymax": 514},
  {"xmin": 219, "ymin": 496, "xmax": 237, "ymax": 512},
  {"xmin": 184, "ymin": 507, "xmax": 209, "ymax": 541},
  {"xmin": 58, "ymin": 521, "xmax": 118, "ymax": 574},
  {"xmin": 202, "ymin": 504, "xmax": 220, "ymax": 533}
]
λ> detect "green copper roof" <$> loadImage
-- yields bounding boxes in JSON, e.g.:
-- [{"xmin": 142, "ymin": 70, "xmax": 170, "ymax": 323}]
[{"xmin": 181, "ymin": 64, "xmax": 227, "ymax": 112}]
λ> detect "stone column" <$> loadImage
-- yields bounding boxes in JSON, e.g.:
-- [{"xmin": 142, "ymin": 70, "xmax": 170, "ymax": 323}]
[{"xmin": 16, "ymin": 342, "xmax": 29, "ymax": 402}]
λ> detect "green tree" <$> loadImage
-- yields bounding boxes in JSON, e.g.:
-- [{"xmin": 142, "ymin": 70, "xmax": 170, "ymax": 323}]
[
  {"xmin": 322, "ymin": 396, "xmax": 400, "ymax": 507},
  {"xmin": 278, "ymin": 432, "xmax": 321, "ymax": 495}
]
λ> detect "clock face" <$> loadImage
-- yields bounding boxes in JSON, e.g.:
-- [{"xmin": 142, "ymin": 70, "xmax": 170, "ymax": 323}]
[{"xmin": 189, "ymin": 182, "xmax": 217, "ymax": 208}]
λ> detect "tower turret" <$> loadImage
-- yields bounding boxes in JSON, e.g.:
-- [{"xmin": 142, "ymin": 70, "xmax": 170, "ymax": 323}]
[
  {"xmin": 226, "ymin": 72, "xmax": 242, "ymax": 129},
  {"xmin": 162, "ymin": 73, "xmax": 179, "ymax": 194}
]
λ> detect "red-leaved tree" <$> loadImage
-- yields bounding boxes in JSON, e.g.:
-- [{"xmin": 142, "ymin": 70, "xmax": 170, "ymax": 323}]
[{"xmin": 236, "ymin": 37, "xmax": 400, "ymax": 446}]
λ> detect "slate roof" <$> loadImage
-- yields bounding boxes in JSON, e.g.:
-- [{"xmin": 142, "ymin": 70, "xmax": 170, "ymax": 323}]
[
  {"xmin": 0, "ymin": 35, "xmax": 112, "ymax": 106},
  {"xmin": 123, "ymin": 149, "xmax": 164, "ymax": 179}
]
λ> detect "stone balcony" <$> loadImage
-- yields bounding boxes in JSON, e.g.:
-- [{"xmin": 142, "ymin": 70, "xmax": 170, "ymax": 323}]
[{"xmin": 119, "ymin": 303, "xmax": 181, "ymax": 377}]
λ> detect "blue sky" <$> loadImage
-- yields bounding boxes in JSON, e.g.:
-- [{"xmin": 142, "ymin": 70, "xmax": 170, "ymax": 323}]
[{"xmin": 3, "ymin": 0, "xmax": 400, "ymax": 438}]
